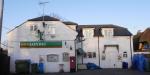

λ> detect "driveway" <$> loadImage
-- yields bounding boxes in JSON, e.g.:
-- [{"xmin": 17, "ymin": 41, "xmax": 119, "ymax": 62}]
[{"xmin": 12, "ymin": 69, "xmax": 150, "ymax": 75}]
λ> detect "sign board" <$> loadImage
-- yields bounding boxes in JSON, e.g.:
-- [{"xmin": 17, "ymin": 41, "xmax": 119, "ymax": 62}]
[{"xmin": 20, "ymin": 41, "xmax": 62, "ymax": 48}]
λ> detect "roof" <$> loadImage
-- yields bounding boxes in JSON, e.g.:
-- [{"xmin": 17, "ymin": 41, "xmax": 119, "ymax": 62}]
[
  {"xmin": 28, "ymin": 16, "xmax": 60, "ymax": 21},
  {"xmin": 76, "ymin": 24, "xmax": 132, "ymax": 37},
  {"xmin": 63, "ymin": 21, "xmax": 78, "ymax": 25},
  {"xmin": 139, "ymin": 28, "xmax": 150, "ymax": 43},
  {"xmin": 8, "ymin": 16, "xmax": 60, "ymax": 33}
]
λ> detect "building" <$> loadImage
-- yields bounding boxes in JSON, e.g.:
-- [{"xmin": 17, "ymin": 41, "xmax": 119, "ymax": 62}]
[
  {"xmin": 7, "ymin": 16, "xmax": 133, "ymax": 73},
  {"xmin": 76, "ymin": 25, "xmax": 133, "ymax": 68},
  {"xmin": 133, "ymin": 28, "xmax": 150, "ymax": 52},
  {"xmin": 7, "ymin": 16, "xmax": 78, "ymax": 73}
]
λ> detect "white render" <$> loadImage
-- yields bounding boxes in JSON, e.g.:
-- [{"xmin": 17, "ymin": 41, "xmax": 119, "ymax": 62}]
[
  {"xmin": 7, "ymin": 17, "xmax": 134, "ymax": 73},
  {"xmin": 7, "ymin": 21, "xmax": 78, "ymax": 73},
  {"xmin": 77, "ymin": 28, "xmax": 133, "ymax": 68}
]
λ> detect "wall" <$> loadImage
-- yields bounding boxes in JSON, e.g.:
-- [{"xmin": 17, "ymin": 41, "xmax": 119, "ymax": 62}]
[
  {"xmin": 7, "ymin": 21, "xmax": 77, "ymax": 73},
  {"xmin": 80, "ymin": 36, "xmax": 133, "ymax": 68}
]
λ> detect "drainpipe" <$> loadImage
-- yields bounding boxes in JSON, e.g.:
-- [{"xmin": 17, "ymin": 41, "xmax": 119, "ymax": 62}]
[
  {"xmin": 98, "ymin": 35, "xmax": 100, "ymax": 67},
  {"xmin": 81, "ymin": 37, "xmax": 83, "ymax": 64},
  {"xmin": 130, "ymin": 36, "xmax": 133, "ymax": 64},
  {"xmin": 74, "ymin": 39, "xmax": 77, "ymax": 72}
]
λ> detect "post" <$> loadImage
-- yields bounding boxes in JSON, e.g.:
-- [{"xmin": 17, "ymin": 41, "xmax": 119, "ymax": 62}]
[{"xmin": 0, "ymin": 0, "xmax": 4, "ymax": 46}]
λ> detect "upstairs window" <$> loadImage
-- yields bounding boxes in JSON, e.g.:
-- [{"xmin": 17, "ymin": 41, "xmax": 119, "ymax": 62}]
[
  {"xmin": 103, "ymin": 28, "xmax": 113, "ymax": 37},
  {"xmin": 83, "ymin": 28, "xmax": 94, "ymax": 38},
  {"xmin": 30, "ymin": 25, "xmax": 38, "ymax": 31},
  {"xmin": 47, "ymin": 25, "xmax": 56, "ymax": 35}
]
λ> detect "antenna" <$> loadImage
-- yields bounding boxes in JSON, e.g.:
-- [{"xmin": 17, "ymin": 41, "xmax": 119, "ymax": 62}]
[{"xmin": 39, "ymin": 1, "xmax": 49, "ymax": 21}]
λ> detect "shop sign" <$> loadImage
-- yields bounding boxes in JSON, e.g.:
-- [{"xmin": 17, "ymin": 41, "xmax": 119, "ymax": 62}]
[{"xmin": 20, "ymin": 41, "xmax": 62, "ymax": 48}]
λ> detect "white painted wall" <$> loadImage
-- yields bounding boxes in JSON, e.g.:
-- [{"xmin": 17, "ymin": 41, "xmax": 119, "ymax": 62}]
[
  {"xmin": 7, "ymin": 21, "xmax": 77, "ymax": 73},
  {"xmin": 79, "ymin": 36, "xmax": 133, "ymax": 68}
]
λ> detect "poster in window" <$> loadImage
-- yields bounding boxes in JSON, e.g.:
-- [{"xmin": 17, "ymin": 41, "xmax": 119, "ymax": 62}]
[
  {"xmin": 47, "ymin": 54, "xmax": 59, "ymax": 62},
  {"xmin": 63, "ymin": 52, "xmax": 69, "ymax": 62}
]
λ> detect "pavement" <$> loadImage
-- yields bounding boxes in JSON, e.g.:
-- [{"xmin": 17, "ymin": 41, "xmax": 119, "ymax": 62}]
[{"xmin": 11, "ymin": 69, "xmax": 150, "ymax": 75}]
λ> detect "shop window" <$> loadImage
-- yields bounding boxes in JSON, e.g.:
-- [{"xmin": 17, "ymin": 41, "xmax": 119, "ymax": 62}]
[
  {"xmin": 47, "ymin": 54, "xmax": 59, "ymax": 62},
  {"xmin": 63, "ymin": 52, "xmax": 69, "ymax": 62}
]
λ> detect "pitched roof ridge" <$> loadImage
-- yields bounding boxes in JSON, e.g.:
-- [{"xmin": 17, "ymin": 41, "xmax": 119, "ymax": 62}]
[{"xmin": 28, "ymin": 15, "xmax": 60, "ymax": 21}]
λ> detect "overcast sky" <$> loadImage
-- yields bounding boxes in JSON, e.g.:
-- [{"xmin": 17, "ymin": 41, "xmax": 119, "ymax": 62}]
[{"xmin": 2, "ymin": 0, "xmax": 150, "ymax": 42}]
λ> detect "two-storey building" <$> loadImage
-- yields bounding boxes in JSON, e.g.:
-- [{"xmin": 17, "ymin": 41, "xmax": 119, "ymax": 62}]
[
  {"xmin": 7, "ymin": 16, "xmax": 78, "ymax": 73},
  {"xmin": 76, "ymin": 25, "xmax": 133, "ymax": 68}
]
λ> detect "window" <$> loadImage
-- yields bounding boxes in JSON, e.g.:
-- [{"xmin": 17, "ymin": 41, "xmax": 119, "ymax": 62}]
[
  {"xmin": 83, "ymin": 29, "xmax": 94, "ymax": 38},
  {"xmin": 63, "ymin": 52, "xmax": 69, "ymax": 62},
  {"xmin": 84, "ymin": 53, "xmax": 87, "ymax": 58},
  {"xmin": 30, "ymin": 25, "xmax": 38, "ymax": 31},
  {"xmin": 34, "ymin": 25, "xmax": 38, "ymax": 31},
  {"xmin": 103, "ymin": 29, "xmax": 113, "ymax": 37},
  {"xmin": 84, "ymin": 52, "xmax": 96, "ymax": 58},
  {"xmin": 93, "ymin": 52, "xmax": 96, "ymax": 58},
  {"xmin": 51, "ymin": 27, "xmax": 56, "ymax": 35},
  {"xmin": 88, "ymin": 52, "xmax": 92, "ymax": 58},
  {"xmin": 30, "ymin": 26, "xmax": 33, "ymax": 31},
  {"xmin": 48, "ymin": 25, "xmax": 56, "ymax": 35},
  {"xmin": 47, "ymin": 54, "xmax": 59, "ymax": 62},
  {"xmin": 123, "ymin": 52, "xmax": 127, "ymax": 58}
]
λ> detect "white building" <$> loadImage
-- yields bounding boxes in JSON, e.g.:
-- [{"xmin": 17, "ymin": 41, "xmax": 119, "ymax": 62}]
[
  {"xmin": 7, "ymin": 16, "xmax": 133, "ymax": 73},
  {"xmin": 7, "ymin": 16, "xmax": 78, "ymax": 73},
  {"xmin": 76, "ymin": 25, "xmax": 133, "ymax": 69}
]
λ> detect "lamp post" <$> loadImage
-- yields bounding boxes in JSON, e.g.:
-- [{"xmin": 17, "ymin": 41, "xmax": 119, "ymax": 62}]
[{"xmin": 0, "ymin": 0, "xmax": 4, "ymax": 47}]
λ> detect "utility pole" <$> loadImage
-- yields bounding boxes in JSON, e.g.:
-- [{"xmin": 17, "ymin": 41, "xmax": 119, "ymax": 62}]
[{"xmin": 0, "ymin": 0, "xmax": 4, "ymax": 47}]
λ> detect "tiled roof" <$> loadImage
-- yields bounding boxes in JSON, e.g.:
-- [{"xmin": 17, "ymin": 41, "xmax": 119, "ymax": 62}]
[
  {"xmin": 77, "ymin": 24, "xmax": 132, "ymax": 37},
  {"xmin": 63, "ymin": 21, "xmax": 78, "ymax": 25},
  {"xmin": 139, "ymin": 28, "xmax": 150, "ymax": 43},
  {"xmin": 28, "ymin": 16, "xmax": 60, "ymax": 21}
]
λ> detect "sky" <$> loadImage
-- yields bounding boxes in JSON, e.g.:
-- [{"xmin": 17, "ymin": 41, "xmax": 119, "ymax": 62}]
[{"xmin": 2, "ymin": 0, "xmax": 150, "ymax": 42}]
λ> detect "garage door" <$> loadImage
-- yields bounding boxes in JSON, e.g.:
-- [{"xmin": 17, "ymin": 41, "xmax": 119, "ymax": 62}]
[{"xmin": 102, "ymin": 47, "xmax": 121, "ymax": 68}]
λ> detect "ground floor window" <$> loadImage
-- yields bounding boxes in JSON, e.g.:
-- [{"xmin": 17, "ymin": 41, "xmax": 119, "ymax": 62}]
[
  {"xmin": 47, "ymin": 54, "xmax": 59, "ymax": 62},
  {"xmin": 84, "ymin": 52, "xmax": 96, "ymax": 58},
  {"xmin": 63, "ymin": 52, "xmax": 69, "ymax": 62}
]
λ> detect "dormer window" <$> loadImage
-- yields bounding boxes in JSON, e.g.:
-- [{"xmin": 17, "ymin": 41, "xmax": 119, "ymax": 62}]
[
  {"xmin": 83, "ymin": 28, "xmax": 94, "ymax": 38},
  {"xmin": 102, "ymin": 28, "xmax": 113, "ymax": 37}
]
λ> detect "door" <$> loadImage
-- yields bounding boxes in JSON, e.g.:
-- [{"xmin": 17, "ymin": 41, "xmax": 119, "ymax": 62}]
[{"xmin": 105, "ymin": 47, "xmax": 119, "ymax": 68}]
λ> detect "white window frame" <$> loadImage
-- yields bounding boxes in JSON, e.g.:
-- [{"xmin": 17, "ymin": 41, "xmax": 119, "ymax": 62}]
[
  {"xmin": 47, "ymin": 25, "xmax": 56, "ymax": 35},
  {"xmin": 83, "ymin": 28, "xmax": 94, "ymax": 38},
  {"xmin": 102, "ymin": 28, "xmax": 114, "ymax": 37}
]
